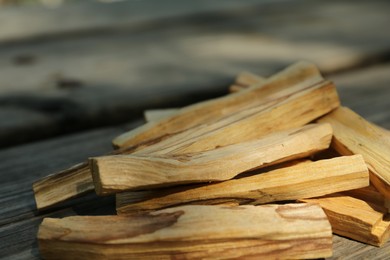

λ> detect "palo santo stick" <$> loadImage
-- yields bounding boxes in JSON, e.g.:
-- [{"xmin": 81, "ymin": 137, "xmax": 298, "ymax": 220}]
[
  {"xmin": 116, "ymin": 155, "xmax": 369, "ymax": 214},
  {"xmin": 301, "ymin": 191, "xmax": 390, "ymax": 247},
  {"xmin": 91, "ymin": 123, "xmax": 333, "ymax": 194},
  {"xmin": 33, "ymin": 163, "xmax": 93, "ymax": 210},
  {"xmin": 137, "ymin": 80, "xmax": 339, "ymax": 156},
  {"xmin": 112, "ymin": 61, "xmax": 328, "ymax": 149},
  {"xmin": 229, "ymin": 71, "xmax": 265, "ymax": 93},
  {"xmin": 318, "ymin": 107, "xmax": 390, "ymax": 203},
  {"xmin": 38, "ymin": 204, "xmax": 333, "ymax": 259}
]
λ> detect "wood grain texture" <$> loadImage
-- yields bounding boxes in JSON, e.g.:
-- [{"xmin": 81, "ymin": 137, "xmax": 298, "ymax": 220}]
[
  {"xmin": 112, "ymin": 61, "xmax": 328, "ymax": 148},
  {"xmin": 116, "ymin": 155, "xmax": 368, "ymax": 214},
  {"xmin": 92, "ymin": 123, "xmax": 332, "ymax": 194},
  {"xmin": 33, "ymin": 163, "xmax": 93, "ymax": 210},
  {"xmin": 318, "ymin": 107, "xmax": 390, "ymax": 201},
  {"xmin": 301, "ymin": 190, "xmax": 390, "ymax": 247},
  {"xmin": 38, "ymin": 204, "xmax": 333, "ymax": 260}
]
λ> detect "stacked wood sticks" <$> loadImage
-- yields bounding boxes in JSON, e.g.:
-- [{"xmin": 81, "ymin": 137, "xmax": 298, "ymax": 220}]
[{"xmin": 35, "ymin": 61, "xmax": 390, "ymax": 259}]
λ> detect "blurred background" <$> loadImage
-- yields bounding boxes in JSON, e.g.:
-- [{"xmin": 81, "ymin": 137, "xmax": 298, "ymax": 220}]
[
  {"xmin": 0, "ymin": 0, "xmax": 389, "ymax": 148},
  {"xmin": 1, "ymin": 2, "xmax": 390, "ymax": 258}
]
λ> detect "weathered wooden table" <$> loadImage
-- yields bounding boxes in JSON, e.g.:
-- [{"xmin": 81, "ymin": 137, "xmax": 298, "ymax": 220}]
[{"xmin": 1, "ymin": 1, "xmax": 390, "ymax": 259}]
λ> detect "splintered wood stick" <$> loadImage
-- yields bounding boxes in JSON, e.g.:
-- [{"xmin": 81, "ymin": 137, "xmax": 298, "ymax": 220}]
[
  {"xmin": 38, "ymin": 204, "xmax": 333, "ymax": 259},
  {"xmin": 112, "ymin": 61, "xmax": 328, "ymax": 149},
  {"xmin": 33, "ymin": 61, "xmax": 339, "ymax": 209},
  {"xmin": 301, "ymin": 190, "xmax": 390, "ymax": 247},
  {"xmin": 91, "ymin": 123, "xmax": 333, "ymax": 194},
  {"xmin": 116, "ymin": 155, "xmax": 369, "ymax": 214},
  {"xmin": 318, "ymin": 107, "xmax": 390, "ymax": 203},
  {"xmin": 229, "ymin": 71, "xmax": 265, "ymax": 93}
]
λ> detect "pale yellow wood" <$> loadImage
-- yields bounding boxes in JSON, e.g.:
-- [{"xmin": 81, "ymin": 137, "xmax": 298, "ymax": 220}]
[
  {"xmin": 91, "ymin": 123, "xmax": 333, "ymax": 194},
  {"xmin": 38, "ymin": 204, "xmax": 333, "ymax": 259},
  {"xmin": 301, "ymin": 189, "xmax": 390, "ymax": 247},
  {"xmin": 112, "ymin": 61, "xmax": 328, "ymax": 149},
  {"xmin": 317, "ymin": 107, "xmax": 390, "ymax": 202},
  {"xmin": 116, "ymin": 155, "xmax": 369, "ymax": 214}
]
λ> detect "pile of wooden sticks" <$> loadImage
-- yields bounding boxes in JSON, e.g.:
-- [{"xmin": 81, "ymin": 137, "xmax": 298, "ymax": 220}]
[{"xmin": 35, "ymin": 61, "xmax": 390, "ymax": 259}]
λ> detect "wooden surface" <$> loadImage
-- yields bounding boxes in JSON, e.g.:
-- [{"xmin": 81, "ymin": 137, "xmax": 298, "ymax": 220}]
[{"xmin": 1, "ymin": 0, "xmax": 390, "ymax": 259}]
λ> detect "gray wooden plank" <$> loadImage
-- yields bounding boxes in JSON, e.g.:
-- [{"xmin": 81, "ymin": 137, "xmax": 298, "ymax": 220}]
[
  {"xmin": 1, "ymin": 0, "xmax": 390, "ymax": 147},
  {"xmin": 331, "ymin": 235, "xmax": 390, "ymax": 260}
]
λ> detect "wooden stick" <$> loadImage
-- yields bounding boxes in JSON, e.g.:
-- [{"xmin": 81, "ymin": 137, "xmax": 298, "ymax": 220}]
[
  {"xmin": 135, "ymin": 80, "xmax": 338, "ymax": 157},
  {"xmin": 112, "ymin": 61, "xmax": 328, "ymax": 149},
  {"xmin": 91, "ymin": 123, "xmax": 333, "ymax": 194},
  {"xmin": 116, "ymin": 155, "xmax": 369, "ymax": 214},
  {"xmin": 301, "ymin": 190, "xmax": 390, "ymax": 247},
  {"xmin": 229, "ymin": 71, "xmax": 265, "ymax": 93},
  {"xmin": 38, "ymin": 204, "xmax": 333, "ymax": 259},
  {"xmin": 317, "ymin": 107, "xmax": 390, "ymax": 203}
]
